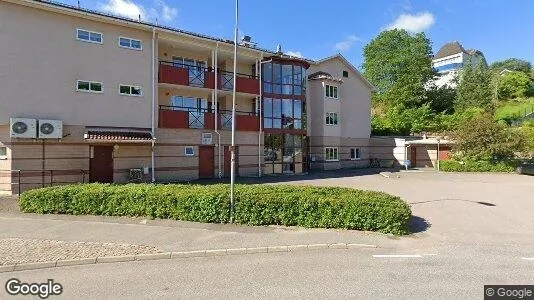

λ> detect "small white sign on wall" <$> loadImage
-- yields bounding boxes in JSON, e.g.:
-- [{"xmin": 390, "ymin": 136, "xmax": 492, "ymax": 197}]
[{"xmin": 201, "ymin": 133, "xmax": 213, "ymax": 145}]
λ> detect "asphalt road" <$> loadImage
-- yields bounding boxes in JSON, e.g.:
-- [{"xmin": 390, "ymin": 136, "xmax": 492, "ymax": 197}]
[{"xmin": 1, "ymin": 171, "xmax": 533, "ymax": 299}]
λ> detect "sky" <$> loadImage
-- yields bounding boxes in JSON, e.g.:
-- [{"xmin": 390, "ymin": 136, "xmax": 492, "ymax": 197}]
[{"xmin": 61, "ymin": 0, "xmax": 534, "ymax": 69}]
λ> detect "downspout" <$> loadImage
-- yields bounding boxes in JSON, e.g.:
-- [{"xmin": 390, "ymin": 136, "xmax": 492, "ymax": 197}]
[
  {"xmin": 214, "ymin": 42, "xmax": 222, "ymax": 178},
  {"xmin": 257, "ymin": 56, "xmax": 262, "ymax": 177},
  {"xmin": 151, "ymin": 27, "xmax": 156, "ymax": 182}
]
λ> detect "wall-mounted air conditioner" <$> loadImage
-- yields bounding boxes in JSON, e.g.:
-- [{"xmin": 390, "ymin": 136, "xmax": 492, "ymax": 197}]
[
  {"xmin": 38, "ymin": 119, "xmax": 63, "ymax": 139},
  {"xmin": 10, "ymin": 118, "xmax": 37, "ymax": 138}
]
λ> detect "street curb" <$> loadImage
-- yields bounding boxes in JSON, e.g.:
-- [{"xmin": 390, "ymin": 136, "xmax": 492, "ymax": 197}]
[{"xmin": 0, "ymin": 242, "xmax": 377, "ymax": 273}]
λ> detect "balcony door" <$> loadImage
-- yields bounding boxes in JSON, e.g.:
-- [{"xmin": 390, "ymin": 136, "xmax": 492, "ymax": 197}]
[{"xmin": 173, "ymin": 57, "xmax": 206, "ymax": 87}]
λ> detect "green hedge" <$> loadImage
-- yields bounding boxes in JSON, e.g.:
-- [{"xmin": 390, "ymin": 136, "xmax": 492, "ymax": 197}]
[
  {"xmin": 440, "ymin": 160, "xmax": 521, "ymax": 172},
  {"xmin": 20, "ymin": 184, "xmax": 412, "ymax": 235}
]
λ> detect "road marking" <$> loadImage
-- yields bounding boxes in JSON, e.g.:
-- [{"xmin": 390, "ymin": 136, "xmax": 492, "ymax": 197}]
[
  {"xmin": 373, "ymin": 254, "xmax": 422, "ymax": 258},
  {"xmin": 422, "ymin": 253, "xmax": 438, "ymax": 256},
  {"xmin": 521, "ymin": 257, "xmax": 534, "ymax": 261}
]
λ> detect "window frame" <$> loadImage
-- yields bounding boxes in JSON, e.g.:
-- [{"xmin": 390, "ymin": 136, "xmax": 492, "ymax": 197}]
[
  {"xmin": 184, "ymin": 146, "xmax": 195, "ymax": 156},
  {"xmin": 342, "ymin": 70, "xmax": 349, "ymax": 78},
  {"xmin": 118, "ymin": 36, "xmax": 142, "ymax": 50},
  {"xmin": 325, "ymin": 84, "xmax": 339, "ymax": 99},
  {"xmin": 325, "ymin": 147, "xmax": 339, "ymax": 162},
  {"xmin": 76, "ymin": 28, "xmax": 103, "ymax": 44},
  {"xmin": 325, "ymin": 112, "xmax": 339, "ymax": 126},
  {"xmin": 119, "ymin": 84, "xmax": 143, "ymax": 97},
  {"xmin": 350, "ymin": 148, "xmax": 361, "ymax": 160},
  {"xmin": 76, "ymin": 80, "xmax": 104, "ymax": 93},
  {"xmin": 0, "ymin": 147, "xmax": 7, "ymax": 160}
]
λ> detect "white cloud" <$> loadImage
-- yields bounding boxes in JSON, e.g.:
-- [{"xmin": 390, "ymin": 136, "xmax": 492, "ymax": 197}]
[
  {"xmin": 286, "ymin": 51, "xmax": 303, "ymax": 58},
  {"xmin": 101, "ymin": 0, "xmax": 145, "ymax": 20},
  {"xmin": 334, "ymin": 35, "xmax": 360, "ymax": 52},
  {"xmin": 99, "ymin": 0, "xmax": 178, "ymax": 23},
  {"xmin": 386, "ymin": 12, "xmax": 435, "ymax": 33}
]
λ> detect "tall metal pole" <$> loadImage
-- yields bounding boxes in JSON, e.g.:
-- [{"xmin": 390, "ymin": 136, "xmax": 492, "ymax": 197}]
[{"xmin": 230, "ymin": 0, "xmax": 238, "ymax": 223}]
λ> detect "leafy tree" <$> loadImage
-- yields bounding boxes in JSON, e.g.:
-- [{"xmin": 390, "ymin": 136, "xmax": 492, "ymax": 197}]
[
  {"xmin": 490, "ymin": 58, "xmax": 532, "ymax": 74},
  {"xmin": 371, "ymin": 104, "xmax": 437, "ymax": 135},
  {"xmin": 424, "ymin": 84, "xmax": 457, "ymax": 114},
  {"xmin": 497, "ymin": 71, "xmax": 531, "ymax": 99},
  {"xmin": 455, "ymin": 61, "xmax": 493, "ymax": 111},
  {"xmin": 453, "ymin": 113, "xmax": 526, "ymax": 160},
  {"xmin": 363, "ymin": 29, "xmax": 435, "ymax": 108}
]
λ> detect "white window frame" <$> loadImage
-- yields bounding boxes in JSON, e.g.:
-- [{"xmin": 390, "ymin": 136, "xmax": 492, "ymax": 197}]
[
  {"xmin": 0, "ymin": 147, "xmax": 7, "ymax": 160},
  {"xmin": 119, "ymin": 84, "xmax": 143, "ymax": 97},
  {"xmin": 76, "ymin": 80, "xmax": 104, "ymax": 93},
  {"xmin": 325, "ymin": 147, "xmax": 339, "ymax": 162},
  {"xmin": 350, "ymin": 148, "xmax": 361, "ymax": 160},
  {"xmin": 184, "ymin": 146, "xmax": 195, "ymax": 156},
  {"xmin": 325, "ymin": 84, "xmax": 339, "ymax": 99},
  {"xmin": 118, "ymin": 36, "xmax": 142, "ymax": 50},
  {"xmin": 325, "ymin": 112, "xmax": 339, "ymax": 126},
  {"xmin": 76, "ymin": 28, "xmax": 103, "ymax": 44}
]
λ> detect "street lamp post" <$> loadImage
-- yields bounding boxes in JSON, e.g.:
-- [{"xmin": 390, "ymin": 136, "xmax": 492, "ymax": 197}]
[{"xmin": 229, "ymin": 0, "xmax": 238, "ymax": 223}]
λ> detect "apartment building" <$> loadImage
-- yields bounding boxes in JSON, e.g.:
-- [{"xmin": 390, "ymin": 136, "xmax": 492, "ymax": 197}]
[
  {"xmin": 431, "ymin": 41, "xmax": 485, "ymax": 88},
  {"xmin": 0, "ymin": 0, "xmax": 373, "ymax": 194}
]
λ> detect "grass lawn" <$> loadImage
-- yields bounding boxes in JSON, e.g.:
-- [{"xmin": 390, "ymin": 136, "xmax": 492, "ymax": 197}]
[{"xmin": 494, "ymin": 98, "xmax": 534, "ymax": 121}]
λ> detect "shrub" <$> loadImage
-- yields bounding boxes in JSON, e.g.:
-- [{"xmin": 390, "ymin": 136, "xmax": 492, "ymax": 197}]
[
  {"xmin": 440, "ymin": 160, "xmax": 521, "ymax": 172},
  {"xmin": 20, "ymin": 184, "xmax": 412, "ymax": 235}
]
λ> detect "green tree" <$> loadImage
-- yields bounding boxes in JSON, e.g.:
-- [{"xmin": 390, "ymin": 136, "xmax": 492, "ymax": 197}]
[
  {"xmin": 424, "ymin": 84, "xmax": 457, "ymax": 114},
  {"xmin": 490, "ymin": 58, "xmax": 532, "ymax": 74},
  {"xmin": 363, "ymin": 29, "xmax": 435, "ymax": 108},
  {"xmin": 371, "ymin": 104, "xmax": 437, "ymax": 135},
  {"xmin": 453, "ymin": 113, "xmax": 526, "ymax": 160},
  {"xmin": 455, "ymin": 61, "xmax": 493, "ymax": 111},
  {"xmin": 497, "ymin": 71, "xmax": 531, "ymax": 99}
]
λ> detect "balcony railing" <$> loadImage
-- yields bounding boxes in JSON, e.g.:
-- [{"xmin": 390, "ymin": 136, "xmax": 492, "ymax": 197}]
[
  {"xmin": 158, "ymin": 105, "xmax": 259, "ymax": 131},
  {"xmin": 158, "ymin": 61, "xmax": 260, "ymax": 94}
]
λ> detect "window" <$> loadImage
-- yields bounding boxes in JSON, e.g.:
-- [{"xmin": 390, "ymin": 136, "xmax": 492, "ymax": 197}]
[
  {"xmin": 350, "ymin": 148, "xmax": 361, "ymax": 160},
  {"xmin": 262, "ymin": 62, "xmax": 306, "ymax": 96},
  {"xmin": 325, "ymin": 85, "xmax": 338, "ymax": 99},
  {"xmin": 0, "ymin": 147, "xmax": 6, "ymax": 160},
  {"xmin": 119, "ymin": 84, "xmax": 142, "ymax": 96},
  {"xmin": 263, "ymin": 98, "xmax": 305, "ymax": 130},
  {"xmin": 119, "ymin": 37, "xmax": 142, "ymax": 50},
  {"xmin": 76, "ymin": 80, "xmax": 103, "ymax": 93},
  {"xmin": 342, "ymin": 70, "xmax": 349, "ymax": 78},
  {"xmin": 76, "ymin": 29, "xmax": 103, "ymax": 44},
  {"xmin": 185, "ymin": 146, "xmax": 195, "ymax": 156},
  {"xmin": 325, "ymin": 112, "xmax": 338, "ymax": 125},
  {"xmin": 325, "ymin": 147, "xmax": 339, "ymax": 161}
]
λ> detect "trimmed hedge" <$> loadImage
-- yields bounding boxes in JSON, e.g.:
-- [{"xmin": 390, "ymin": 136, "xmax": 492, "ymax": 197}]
[
  {"xmin": 20, "ymin": 184, "xmax": 412, "ymax": 235},
  {"xmin": 440, "ymin": 160, "xmax": 521, "ymax": 172}
]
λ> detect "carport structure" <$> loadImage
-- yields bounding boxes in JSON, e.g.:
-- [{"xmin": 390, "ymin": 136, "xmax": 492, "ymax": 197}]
[{"xmin": 404, "ymin": 138, "xmax": 454, "ymax": 171}]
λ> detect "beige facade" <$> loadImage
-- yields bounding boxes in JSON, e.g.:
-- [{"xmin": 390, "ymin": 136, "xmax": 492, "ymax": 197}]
[
  {"xmin": 306, "ymin": 55, "xmax": 373, "ymax": 170},
  {"xmin": 0, "ymin": 0, "xmax": 373, "ymax": 194}
]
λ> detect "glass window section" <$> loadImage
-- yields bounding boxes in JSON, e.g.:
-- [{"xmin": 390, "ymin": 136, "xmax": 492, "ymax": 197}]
[
  {"xmin": 90, "ymin": 82, "xmax": 102, "ymax": 92},
  {"xmin": 120, "ymin": 85, "xmax": 130, "ymax": 94},
  {"xmin": 273, "ymin": 84, "xmax": 282, "ymax": 94},
  {"xmin": 282, "ymin": 85, "xmax": 292, "ymax": 95},
  {"xmin": 282, "ymin": 65, "xmax": 293, "ymax": 84},
  {"xmin": 272, "ymin": 99, "xmax": 282, "ymax": 118},
  {"xmin": 77, "ymin": 81, "xmax": 89, "ymax": 91},
  {"xmin": 119, "ymin": 38, "xmax": 130, "ymax": 47},
  {"xmin": 263, "ymin": 63, "xmax": 273, "ymax": 83},
  {"xmin": 131, "ymin": 40, "xmax": 141, "ymax": 49},
  {"xmin": 183, "ymin": 97, "xmax": 196, "ymax": 109},
  {"xmin": 89, "ymin": 32, "xmax": 102, "ymax": 43},
  {"xmin": 264, "ymin": 118, "xmax": 273, "ymax": 129},
  {"xmin": 264, "ymin": 83, "xmax": 273, "ymax": 93},
  {"xmin": 77, "ymin": 30, "xmax": 89, "ymax": 40},
  {"xmin": 264, "ymin": 98, "xmax": 273, "ymax": 117},
  {"xmin": 273, "ymin": 63, "xmax": 281, "ymax": 84},
  {"xmin": 294, "ymin": 120, "xmax": 302, "ymax": 129},
  {"xmin": 293, "ymin": 85, "xmax": 302, "ymax": 96},
  {"xmin": 282, "ymin": 99, "xmax": 292, "ymax": 118},
  {"xmin": 273, "ymin": 119, "xmax": 282, "ymax": 129},
  {"xmin": 293, "ymin": 100, "xmax": 302, "ymax": 119},
  {"xmin": 131, "ymin": 86, "xmax": 142, "ymax": 95}
]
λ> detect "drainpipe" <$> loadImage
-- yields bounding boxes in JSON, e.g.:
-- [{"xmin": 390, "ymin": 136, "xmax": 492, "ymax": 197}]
[
  {"xmin": 151, "ymin": 27, "xmax": 156, "ymax": 182},
  {"xmin": 258, "ymin": 57, "xmax": 272, "ymax": 177},
  {"xmin": 214, "ymin": 42, "xmax": 222, "ymax": 178}
]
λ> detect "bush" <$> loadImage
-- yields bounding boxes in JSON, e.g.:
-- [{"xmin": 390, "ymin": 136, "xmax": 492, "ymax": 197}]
[
  {"xmin": 20, "ymin": 184, "xmax": 412, "ymax": 235},
  {"xmin": 440, "ymin": 160, "xmax": 521, "ymax": 172}
]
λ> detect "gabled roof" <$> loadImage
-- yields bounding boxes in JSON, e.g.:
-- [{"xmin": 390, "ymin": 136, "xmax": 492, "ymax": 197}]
[
  {"xmin": 434, "ymin": 41, "xmax": 466, "ymax": 60},
  {"xmin": 313, "ymin": 54, "xmax": 375, "ymax": 90}
]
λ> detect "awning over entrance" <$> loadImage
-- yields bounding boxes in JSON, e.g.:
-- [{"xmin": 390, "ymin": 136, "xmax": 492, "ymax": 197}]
[
  {"xmin": 404, "ymin": 138, "xmax": 454, "ymax": 146},
  {"xmin": 84, "ymin": 128, "xmax": 154, "ymax": 143}
]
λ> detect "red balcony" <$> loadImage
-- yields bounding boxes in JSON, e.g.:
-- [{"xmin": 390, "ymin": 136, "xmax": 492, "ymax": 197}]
[
  {"xmin": 159, "ymin": 62, "xmax": 259, "ymax": 94},
  {"xmin": 159, "ymin": 106, "xmax": 259, "ymax": 131}
]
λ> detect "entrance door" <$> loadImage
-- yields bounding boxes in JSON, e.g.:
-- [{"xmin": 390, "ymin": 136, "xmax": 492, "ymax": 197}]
[
  {"xmin": 89, "ymin": 146, "xmax": 114, "ymax": 183},
  {"xmin": 410, "ymin": 147, "xmax": 417, "ymax": 167},
  {"xmin": 199, "ymin": 146, "xmax": 215, "ymax": 178},
  {"xmin": 224, "ymin": 146, "xmax": 239, "ymax": 177}
]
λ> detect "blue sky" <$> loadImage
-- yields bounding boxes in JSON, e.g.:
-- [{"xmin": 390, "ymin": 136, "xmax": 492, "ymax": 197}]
[{"xmin": 63, "ymin": 0, "xmax": 533, "ymax": 69}]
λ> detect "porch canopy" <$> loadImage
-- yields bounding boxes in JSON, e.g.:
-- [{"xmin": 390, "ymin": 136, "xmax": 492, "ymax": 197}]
[{"xmin": 84, "ymin": 127, "xmax": 154, "ymax": 143}]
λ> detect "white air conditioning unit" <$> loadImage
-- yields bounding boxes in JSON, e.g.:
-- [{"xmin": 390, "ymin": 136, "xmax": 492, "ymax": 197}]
[
  {"xmin": 201, "ymin": 132, "xmax": 213, "ymax": 145},
  {"xmin": 10, "ymin": 118, "xmax": 37, "ymax": 138},
  {"xmin": 38, "ymin": 119, "xmax": 63, "ymax": 139}
]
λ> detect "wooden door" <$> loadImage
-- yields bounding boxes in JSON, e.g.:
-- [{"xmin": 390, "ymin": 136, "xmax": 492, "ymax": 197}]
[
  {"xmin": 224, "ymin": 146, "xmax": 239, "ymax": 177},
  {"xmin": 89, "ymin": 146, "xmax": 114, "ymax": 183},
  {"xmin": 199, "ymin": 146, "xmax": 215, "ymax": 178},
  {"xmin": 410, "ymin": 147, "xmax": 417, "ymax": 167}
]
